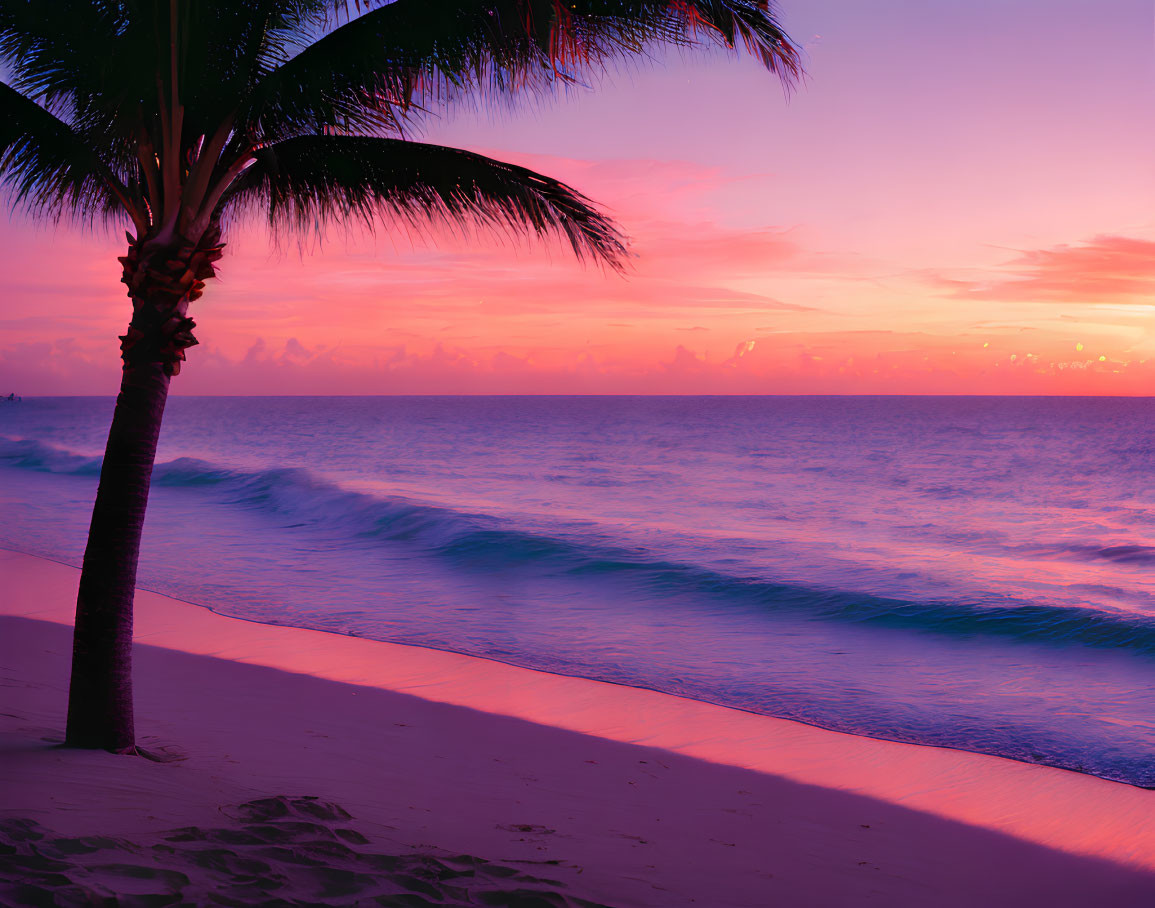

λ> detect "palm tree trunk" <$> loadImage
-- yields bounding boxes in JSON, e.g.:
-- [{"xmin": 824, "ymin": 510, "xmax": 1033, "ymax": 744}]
[
  {"xmin": 61, "ymin": 228, "xmax": 210, "ymax": 751},
  {"xmin": 64, "ymin": 359, "xmax": 171, "ymax": 752}
]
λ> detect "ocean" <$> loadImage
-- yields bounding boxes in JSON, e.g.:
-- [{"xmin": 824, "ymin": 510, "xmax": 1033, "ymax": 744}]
[{"xmin": 1, "ymin": 396, "xmax": 1152, "ymax": 786}]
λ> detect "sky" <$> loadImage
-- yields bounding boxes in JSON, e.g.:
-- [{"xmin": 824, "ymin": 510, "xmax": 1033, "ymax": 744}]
[{"xmin": 1, "ymin": 0, "xmax": 1153, "ymax": 395}]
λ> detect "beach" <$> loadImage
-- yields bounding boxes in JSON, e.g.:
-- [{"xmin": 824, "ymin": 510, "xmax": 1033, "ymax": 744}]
[{"xmin": 2, "ymin": 547, "xmax": 1153, "ymax": 906}]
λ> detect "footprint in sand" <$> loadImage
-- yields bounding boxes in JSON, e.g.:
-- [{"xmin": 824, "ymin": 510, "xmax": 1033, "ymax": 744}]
[{"xmin": 0, "ymin": 797, "xmax": 610, "ymax": 907}]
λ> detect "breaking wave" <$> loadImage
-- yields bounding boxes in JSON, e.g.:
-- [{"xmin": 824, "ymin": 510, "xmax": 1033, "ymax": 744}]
[{"xmin": 5, "ymin": 435, "xmax": 1154, "ymax": 659}]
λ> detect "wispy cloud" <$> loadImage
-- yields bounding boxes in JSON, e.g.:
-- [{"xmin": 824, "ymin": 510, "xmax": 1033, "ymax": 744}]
[{"xmin": 937, "ymin": 235, "xmax": 1155, "ymax": 304}]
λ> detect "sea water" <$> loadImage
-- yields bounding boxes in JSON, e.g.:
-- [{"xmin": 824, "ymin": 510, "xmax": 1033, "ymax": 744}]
[{"xmin": 1, "ymin": 396, "xmax": 1152, "ymax": 786}]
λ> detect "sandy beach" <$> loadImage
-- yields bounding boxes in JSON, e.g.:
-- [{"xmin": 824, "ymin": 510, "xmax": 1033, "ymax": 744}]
[{"xmin": 1, "ymin": 547, "xmax": 1153, "ymax": 906}]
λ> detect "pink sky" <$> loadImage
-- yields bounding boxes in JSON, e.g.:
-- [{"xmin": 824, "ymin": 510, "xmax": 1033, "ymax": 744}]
[{"xmin": 2, "ymin": 0, "xmax": 1153, "ymax": 395}]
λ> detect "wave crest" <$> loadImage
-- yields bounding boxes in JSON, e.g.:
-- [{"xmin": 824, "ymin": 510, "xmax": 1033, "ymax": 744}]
[{"xmin": 4, "ymin": 435, "xmax": 1155, "ymax": 657}]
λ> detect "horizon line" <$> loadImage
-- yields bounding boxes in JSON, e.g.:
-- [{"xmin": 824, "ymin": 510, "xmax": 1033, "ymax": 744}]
[{"xmin": 13, "ymin": 393, "xmax": 1155, "ymax": 400}]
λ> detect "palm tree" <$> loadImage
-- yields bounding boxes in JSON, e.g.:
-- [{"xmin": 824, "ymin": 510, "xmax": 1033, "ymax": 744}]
[{"xmin": 0, "ymin": 0, "xmax": 799, "ymax": 753}]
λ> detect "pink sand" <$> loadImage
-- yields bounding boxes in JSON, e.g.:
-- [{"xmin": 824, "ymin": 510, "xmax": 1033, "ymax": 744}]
[{"xmin": 2, "ymin": 548, "xmax": 1153, "ymax": 905}]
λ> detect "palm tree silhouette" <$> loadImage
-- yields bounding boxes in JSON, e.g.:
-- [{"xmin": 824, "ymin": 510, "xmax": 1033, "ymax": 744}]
[{"xmin": 0, "ymin": 1, "xmax": 799, "ymax": 753}]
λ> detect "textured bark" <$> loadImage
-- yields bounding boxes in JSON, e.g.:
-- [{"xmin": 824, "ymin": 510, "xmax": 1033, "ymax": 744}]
[
  {"xmin": 63, "ymin": 229, "xmax": 219, "ymax": 751},
  {"xmin": 65, "ymin": 359, "xmax": 171, "ymax": 751}
]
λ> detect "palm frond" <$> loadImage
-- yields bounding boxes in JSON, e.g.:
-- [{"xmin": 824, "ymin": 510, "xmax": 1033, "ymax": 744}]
[
  {"xmin": 0, "ymin": 0, "xmax": 800, "ymax": 256},
  {"xmin": 243, "ymin": 0, "xmax": 801, "ymax": 143},
  {"xmin": 0, "ymin": 80, "xmax": 135, "ymax": 225},
  {"xmin": 0, "ymin": 1, "xmax": 149, "ymax": 146},
  {"xmin": 0, "ymin": 0, "xmax": 333, "ymax": 200},
  {"xmin": 176, "ymin": 1, "xmax": 338, "ymax": 137},
  {"xmin": 223, "ymin": 135, "xmax": 629, "ymax": 268},
  {"xmin": 0, "ymin": 1, "xmax": 138, "ymax": 102}
]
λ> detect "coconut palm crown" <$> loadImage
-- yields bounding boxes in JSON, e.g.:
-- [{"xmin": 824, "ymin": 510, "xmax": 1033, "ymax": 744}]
[{"xmin": 0, "ymin": 0, "xmax": 800, "ymax": 753}]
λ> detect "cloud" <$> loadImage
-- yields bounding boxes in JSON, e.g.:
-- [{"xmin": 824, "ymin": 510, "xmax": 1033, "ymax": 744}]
[
  {"xmin": 200, "ymin": 214, "xmax": 818, "ymax": 329},
  {"xmin": 938, "ymin": 235, "xmax": 1155, "ymax": 303},
  {"xmin": 663, "ymin": 344, "xmax": 708, "ymax": 374},
  {"xmin": 4, "ymin": 325, "xmax": 1152, "ymax": 397},
  {"xmin": 631, "ymin": 222, "xmax": 801, "ymax": 276}
]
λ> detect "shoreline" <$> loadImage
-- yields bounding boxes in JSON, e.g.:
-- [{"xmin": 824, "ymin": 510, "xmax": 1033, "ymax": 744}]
[
  {"xmin": 8, "ymin": 544, "xmax": 1150, "ymax": 793},
  {"xmin": 2, "ymin": 547, "xmax": 1154, "ymax": 904},
  {"xmin": 12, "ymin": 393, "xmax": 1155, "ymax": 399}
]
